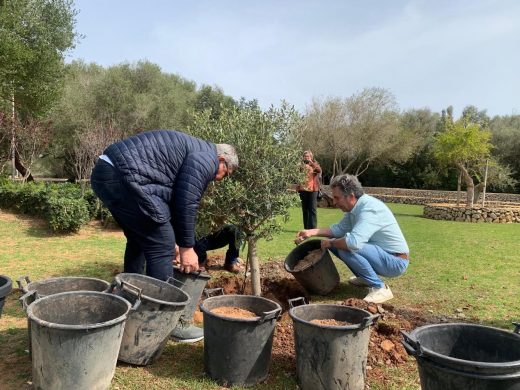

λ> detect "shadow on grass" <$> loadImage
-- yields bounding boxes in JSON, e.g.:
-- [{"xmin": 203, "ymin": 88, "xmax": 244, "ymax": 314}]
[
  {"xmin": 141, "ymin": 341, "xmax": 206, "ymax": 380},
  {"xmin": 2, "ymin": 290, "xmax": 28, "ymax": 319},
  {"xmin": 479, "ymin": 318, "xmax": 520, "ymax": 332},
  {"xmin": 140, "ymin": 340, "xmax": 297, "ymax": 389},
  {"xmin": 0, "ymin": 327, "xmax": 31, "ymax": 389},
  {"xmin": 312, "ymin": 281, "xmax": 366, "ymax": 302},
  {"xmin": 49, "ymin": 260, "xmax": 123, "ymax": 281}
]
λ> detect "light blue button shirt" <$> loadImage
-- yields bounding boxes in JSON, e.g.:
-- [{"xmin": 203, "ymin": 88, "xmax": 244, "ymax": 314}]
[{"xmin": 329, "ymin": 194, "xmax": 409, "ymax": 254}]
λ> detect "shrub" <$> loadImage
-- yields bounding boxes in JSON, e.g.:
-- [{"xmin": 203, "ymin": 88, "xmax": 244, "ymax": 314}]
[{"xmin": 46, "ymin": 196, "xmax": 90, "ymax": 233}]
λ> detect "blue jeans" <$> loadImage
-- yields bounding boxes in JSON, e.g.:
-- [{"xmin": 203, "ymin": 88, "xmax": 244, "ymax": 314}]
[
  {"xmin": 90, "ymin": 160, "xmax": 174, "ymax": 281},
  {"xmin": 330, "ymin": 244, "xmax": 409, "ymax": 288}
]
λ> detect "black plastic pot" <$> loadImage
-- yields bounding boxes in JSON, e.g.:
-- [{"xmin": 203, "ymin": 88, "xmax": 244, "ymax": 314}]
[
  {"xmin": 27, "ymin": 291, "xmax": 133, "ymax": 390},
  {"xmin": 18, "ymin": 275, "xmax": 112, "ymax": 360},
  {"xmin": 17, "ymin": 275, "xmax": 111, "ymax": 297},
  {"xmin": 0, "ymin": 275, "xmax": 12, "ymax": 318},
  {"xmin": 113, "ymin": 273, "xmax": 189, "ymax": 365},
  {"xmin": 171, "ymin": 266, "xmax": 211, "ymax": 324},
  {"xmin": 284, "ymin": 240, "xmax": 340, "ymax": 295},
  {"xmin": 200, "ymin": 293, "xmax": 282, "ymax": 387},
  {"xmin": 289, "ymin": 298, "xmax": 379, "ymax": 390},
  {"xmin": 402, "ymin": 323, "xmax": 520, "ymax": 390}
]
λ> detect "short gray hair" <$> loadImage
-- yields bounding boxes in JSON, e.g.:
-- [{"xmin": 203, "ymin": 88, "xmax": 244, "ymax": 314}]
[
  {"xmin": 216, "ymin": 144, "xmax": 239, "ymax": 171},
  {"xmin": 330, "ymin": 174, "xmax": 364, "ymax": 198}
]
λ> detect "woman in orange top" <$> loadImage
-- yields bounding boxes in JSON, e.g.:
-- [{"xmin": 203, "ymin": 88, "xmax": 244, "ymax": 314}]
[{"xmin": 298, "ymin": 150, "xmax": 322, "ymax": 229}]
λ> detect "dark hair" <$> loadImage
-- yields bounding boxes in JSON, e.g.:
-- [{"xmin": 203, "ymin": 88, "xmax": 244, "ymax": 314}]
[{"xmin": 330, "ymin": 174, "xmax": 364, "ymax": 198}]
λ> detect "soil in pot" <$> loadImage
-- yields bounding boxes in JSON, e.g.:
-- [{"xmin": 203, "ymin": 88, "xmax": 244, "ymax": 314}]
[
  {"xmin": 310, "ymin": 318, "xmax": 356, "ymax": 326},
  {"xmin": 293, "ymin": 249, "xmax": 322, "ymax": 271},
  {"xmin": 211, "ymin": 306, "xmax": 259, "ymax": 319}
]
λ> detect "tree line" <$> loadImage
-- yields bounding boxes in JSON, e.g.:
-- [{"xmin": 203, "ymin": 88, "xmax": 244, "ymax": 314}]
[{"xmin": 2, "ymin": 0, "xmax": 520, "ymax": 201}]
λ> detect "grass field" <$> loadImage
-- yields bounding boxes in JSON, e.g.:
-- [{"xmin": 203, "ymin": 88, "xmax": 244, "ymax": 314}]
[{"xmin": 1, "ymin": 204, "xmax": 520, "ymax": 389}]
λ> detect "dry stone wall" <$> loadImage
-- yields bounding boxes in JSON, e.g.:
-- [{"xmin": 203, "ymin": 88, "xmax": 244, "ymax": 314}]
[
  {"xmin": 319, "ymin": 185, "xmax": 520, "ymax": 223},
  {"xmin": 423, "ymin": 204, "xmax": 520, "ymax": 223}
]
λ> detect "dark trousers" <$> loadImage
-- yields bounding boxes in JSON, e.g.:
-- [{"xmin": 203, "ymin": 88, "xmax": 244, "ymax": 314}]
[
  {"xmin": 299, "ymin": 191, "xmax": 318, "ymax": 229},
  {"xmin": 194, "ymin": 225, "xmax": 240, "ymax": 265},
  {"xmin": 90, "ymin": 160, "xmax": 174, "ymax": 281}
]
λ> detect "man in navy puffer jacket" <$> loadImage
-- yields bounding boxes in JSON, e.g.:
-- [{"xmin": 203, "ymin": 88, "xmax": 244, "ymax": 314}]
[{"xmin": 90, "ymin": 129, "xmax": 238, "ymax": 281}]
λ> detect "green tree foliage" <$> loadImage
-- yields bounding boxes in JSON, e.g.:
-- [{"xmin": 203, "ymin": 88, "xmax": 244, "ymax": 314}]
[
  {"xmin": 434, "ymin": 115, "xmax": 493, "ymax": 206},
  {"xmin": 0, "ymin": 0, "xmax": 78, "ymax": 177},
  {"xmin": 303, "ymin": 88, "xmax": 420, "ymax": 178},
  {"xmin": 489, "ymin": 115, "xmax": 520, "ymax": 191},
  {"xmin": 188, "ymin": 103, "xmax": 304, "ymax": 295},
  {"xmin": 0, "ymin": 0, "xmax": 79, "ymax": 117},
  {"xmin": 48, "ymin": 61, "xmax": 238, "ymax": 179}
]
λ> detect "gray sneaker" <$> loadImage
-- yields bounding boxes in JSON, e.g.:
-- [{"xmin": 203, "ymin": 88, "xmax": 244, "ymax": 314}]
[
  {"xmin": 348, "ymin": 276, "xmax": 370, "ymax": 287},
  {"xmin": 171, "ymin": 322, "xmax": 204, "ymax": 343}
]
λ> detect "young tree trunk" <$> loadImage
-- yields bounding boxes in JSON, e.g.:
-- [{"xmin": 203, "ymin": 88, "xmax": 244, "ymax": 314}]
[
  {"xmin": 456, "ymin": 170, "xmax": 462, "ymax": 206},
  {"xmin": 247, "ymin": 236, "xmax": 261, "ymax": 296},
  {"xmin": 14, "ymin": 149, "xmax": 34, "ymax": 181},
  {"xmin": 457, "ymin": 163, "xmax": 474, "ymax": 208}
]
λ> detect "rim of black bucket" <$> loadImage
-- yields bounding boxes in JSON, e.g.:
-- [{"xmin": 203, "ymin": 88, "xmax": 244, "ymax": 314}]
[
  {"xmin": 23, "ymin": 276, "xmax": 111, "ymax": 294},
  {"xmin": 289, "ymin": 304, "xmax": 373, "ymax": 330},
  {"xmin": 173, "ymin": 266, "xmax": 211, "ymax": 280},
  {"xmin": 284, "ymin": 239, "xmax": 324, "ymax": 273},
  {"xmin": 0, "ymin": 275, "xmax": 12, "ymax": 297},
  {"xmin": 416, "ymin": 354, "xmax": 520, "ymax": 380},
  {"xmin": 200, "ymin": 294, "xmax": 282, "ymax": 323},
  {"xmin": 409, "ymin": 323, "xmax": 520, "ymax": 373},
  {"xmin": 26, "ymin": 290, "xmax": 131, "ymax": 330},
  {"xmin": 114, "ymin": 273, "xmax": 190, "ymax": 306}
]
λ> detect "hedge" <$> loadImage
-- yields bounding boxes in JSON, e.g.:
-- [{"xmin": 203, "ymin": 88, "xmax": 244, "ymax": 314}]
[{"xmin": 0, "ymin": 180, "xmax": 103, "ymax": 233}]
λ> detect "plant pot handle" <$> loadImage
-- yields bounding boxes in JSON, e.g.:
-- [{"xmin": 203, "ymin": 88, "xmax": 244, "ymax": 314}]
[
  {"xmin": 513, "ymin": 322, "xmax": 520, "ymax": 334},
  {"xmin": 360, "ymin": 313, "xmax": 380, "ymax": 328},
  {"xmin": 16, "ymin": 275, "xmax": 31, "ymax": 291},
  {"xmin": 401, "ymin": 330, "xmax": 423, "ymax": 357},
  {"xmin": 204, "ymin": 288, "xmax": 224, "ymax": 298},
  {"xmin": 19, "ymin": 290, "xmax": 39, "ymax": 311},
  {"xmin": 120, "ymin": 280, "xmax": 143, "ymax": 301},
  {"xmin": 258, "ymin": 307, "xmax": 282, "ymax": 323},
  {"xmin": 166, "ymin": 276, "xmax": 185, "ymax": 288},
  {"xmin": 288, "ymin": 297, "xmax": 307, "ymax": 309}
]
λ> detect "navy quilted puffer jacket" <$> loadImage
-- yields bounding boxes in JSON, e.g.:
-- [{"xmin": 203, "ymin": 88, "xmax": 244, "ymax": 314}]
[{"xmin": 103, "ymin": 129, "xmax": 218, "ymax": 247}]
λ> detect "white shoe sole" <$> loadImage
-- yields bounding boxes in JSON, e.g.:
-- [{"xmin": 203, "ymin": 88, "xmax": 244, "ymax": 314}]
[{"xmin": 171, "ymin": 335, "xmax": 204, "ymax": 343}]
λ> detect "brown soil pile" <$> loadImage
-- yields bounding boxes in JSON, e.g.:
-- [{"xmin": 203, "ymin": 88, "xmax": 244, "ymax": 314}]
[
  {"xmin": 204, "ymin": 258, "xmax": 441, "ymax": 387},
  {"xmin": 310, "ymin": 319, "xmax": 355, "ymax": 326},
  {"xmin": 211, "ymin": 306, "xmax": 258, "ymax": 319},
  {"xmin": 292, "ymin": 249, "xmax": 322, "ymax": 271}
]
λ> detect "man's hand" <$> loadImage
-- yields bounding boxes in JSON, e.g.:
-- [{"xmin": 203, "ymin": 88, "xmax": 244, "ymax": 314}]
[
  {"xmin": 173, "ymin": 244, "xmax": 181, "ymax": 266},
  {"xmin": 295, "ymin": 229, "xmax": 315, "ymax": 245},
  {"xmin": 321, "ymin": 238, "xmax": 334, "ymax": 250},
  {"xmin": 179, "ymin": 247, "xmax": 199, "ymax": 273}
]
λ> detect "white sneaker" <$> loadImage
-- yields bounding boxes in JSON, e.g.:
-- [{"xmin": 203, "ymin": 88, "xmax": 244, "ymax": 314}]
[
  {"xmin": 348, "ymin": 276, "xmax": 370, "ymax": 287},
  {"xmin": 363, "ymin": 284, "xmax": 393, "ymax": 304}
]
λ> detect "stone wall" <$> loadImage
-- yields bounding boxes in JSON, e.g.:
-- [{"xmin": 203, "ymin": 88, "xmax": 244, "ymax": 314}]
[
  {"xmin": 424, "ymin": 204, "xmax": 520, "ymax": 223},
  {"xmin": 318, "ymin": 185, "xmax": 520, "ymax": 223},
  {"xmin": 319, "ymin": 185, "xmax": 520, "ymax": 207}
]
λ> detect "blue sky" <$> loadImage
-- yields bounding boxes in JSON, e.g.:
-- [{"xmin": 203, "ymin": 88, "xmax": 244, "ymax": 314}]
[{"xmin": 69, "ymin": 0, "xmax": 520, "ymax": 117}]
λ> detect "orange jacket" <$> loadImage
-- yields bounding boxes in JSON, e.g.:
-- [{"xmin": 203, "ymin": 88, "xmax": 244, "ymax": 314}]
[{"xmin": 299, "ymin": 160, "xmax": 322, "ymax": 192}]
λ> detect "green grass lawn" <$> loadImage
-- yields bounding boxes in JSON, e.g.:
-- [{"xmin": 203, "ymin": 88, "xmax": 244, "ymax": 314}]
[{"xmin": 1, "ymin": 204, "xmax": 520, "ymax": 389}]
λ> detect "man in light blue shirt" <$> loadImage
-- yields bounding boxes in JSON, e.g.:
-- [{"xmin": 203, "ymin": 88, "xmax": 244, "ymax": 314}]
[{"xmin": 295, "ymin": 174, "xmax": 409, "ymax": 303}]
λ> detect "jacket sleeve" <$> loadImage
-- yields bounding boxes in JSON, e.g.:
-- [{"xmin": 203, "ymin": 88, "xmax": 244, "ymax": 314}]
[{"xmin": 172, "ymin": 152, "xmax": 217, "ymax": 247}]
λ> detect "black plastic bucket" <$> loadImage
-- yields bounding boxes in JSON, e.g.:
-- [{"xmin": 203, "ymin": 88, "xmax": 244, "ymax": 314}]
[
  {"xmin": 17, "ymin": 275, "xmax": 111, "ymax": 297},
  {"xmin": 27, "ymin": 291, "xmax": 133, "ymax": 390},
  {"xmin": 0, "ymin": 275, "xmax": 12, "ymax": 318},
  {"xmin": 18, "ymin": 275, "xmax": 112, "ymax": 359},
  {"xmin": 171, "ymin": 266, "xmax": 211, "ymax": 324},
  {"xmin": 113, "ymin": 273, "xmax": 189, "ymax": 365},
  {"xmin": 289, "ymin": 298, "xmax": 379, "ymax": 390},
  {"xmin": 200, "ymin": 293, "xmax": 282, "ymax": 386},
  {"xmin": 402, "ymin": 323, "xmax": 520, "ymax": 390},
  {"xmin": 284, "ymin": 240, "xmax": 340, "ymax": 295}
]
